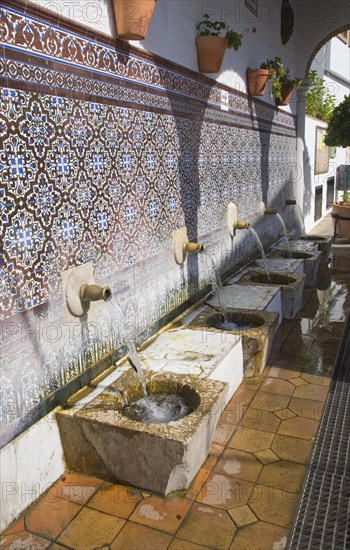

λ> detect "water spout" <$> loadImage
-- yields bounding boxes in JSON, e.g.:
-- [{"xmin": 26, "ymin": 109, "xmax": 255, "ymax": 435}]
[
  {"xmin": 285, "ymin": 199, "xmax": 297, "ymax": 206},
  {"xmin": 264, "ymin": 207, "xmax": 277, "ymax": 215},
  {"xmin": 233, "ymin": 221, "xmax": 250, "ymax": 236},
  {"xmin": 183, "ymin": 242, "xmax": 204, "ymax": 253},
  {"xmin": 80, "ymin": 284, "xmax": 112, "ymax": 303}
]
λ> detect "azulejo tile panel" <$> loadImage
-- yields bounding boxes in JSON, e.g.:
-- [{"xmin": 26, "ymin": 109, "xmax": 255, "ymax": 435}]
[{"xmin": 0, "ymin": 1, "xmax": 297, "ymax": 446}]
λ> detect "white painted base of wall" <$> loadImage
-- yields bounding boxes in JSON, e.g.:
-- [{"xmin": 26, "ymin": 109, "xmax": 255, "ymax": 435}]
[{"xmin": 0, "ymin": 411, "xmax": 66, "ymax": 533}]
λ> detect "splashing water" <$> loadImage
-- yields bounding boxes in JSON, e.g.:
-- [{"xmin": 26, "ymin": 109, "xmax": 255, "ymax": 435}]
[
  {"xmin": 123, "ymin": 393, "xmax": 194, "ymax": 423},
  {"xmin": 295, "ymin": 204, "xmax": 306, "ymax": 235},
  {"xmin": 202, "ymin": 251, "xmax": 229, "ymax": 323},
  {"xmin": 109, "ymin": 299, "xmax": 148, "ymax": 396},
  {"xmin": 248, "ymin": 227, "xmax": 271, "ymax": 283},
  {"xmin": 276, "ymin": 213, "xmax": 292, "ymax": 256}
]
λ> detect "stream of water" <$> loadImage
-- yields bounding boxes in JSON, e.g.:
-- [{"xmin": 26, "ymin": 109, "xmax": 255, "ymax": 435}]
[
  {"xmin": 276, "ymin": 213, "xmax": 292, "ymax": 256},
  {"xmin": 202, "ymin": 251, "xmax": 229, "ymax": 323},
  {"xmin": 295, "ymin": 204, "xmax": 306, "ymax": 235},
  {"xmin": 109, "ymin": 299, "xmax": 148, "ymax": 396},
  {"xmin": 248, "ymin": 227, "xmax": 271, "ymax": 282}
]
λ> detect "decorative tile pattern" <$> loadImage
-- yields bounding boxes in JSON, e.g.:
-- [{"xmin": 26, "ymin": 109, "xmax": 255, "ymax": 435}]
[{"xmin": 0, "ymin": 2, "xmax": 298, "ymax": 445}]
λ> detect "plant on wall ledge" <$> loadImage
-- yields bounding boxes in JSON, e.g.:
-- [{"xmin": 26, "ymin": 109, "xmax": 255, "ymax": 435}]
[
  {"xmin": 281, "ymin": 0, "xmax": 294, "ymax": 44},
  {"xmin": 260, "ymin": 57, "xmax": 301, "ymax": 105},
  {"xmin": 305, "ymin": 71, "xmax": 336, "ymax": 122},
  {"xmin": 325, "ymin": 94, "xmax": 350, "ymax": 147},
  {"xmin": 196, "ymin": 13, "xmax": 255, "ymax": 73}
]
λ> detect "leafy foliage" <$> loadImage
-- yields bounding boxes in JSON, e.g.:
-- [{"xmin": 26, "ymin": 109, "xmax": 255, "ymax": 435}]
[
  {"xmin": 325, "ymin": 94, "xmax": 350, "ymax": 147},
  {"xmin": 260, "ymin": 57, "xmax": 301, "ymax": 101},
  {"xmin": 305, "ymin": 71, "xmax": 336, "ymax": 122},
  {"xmin": 197, "ymin": 13, "xmax": 242, "ymax": 50},
  {"xmin": 281, "ymin": 0, "xmax": 294, "ymax": 44}
]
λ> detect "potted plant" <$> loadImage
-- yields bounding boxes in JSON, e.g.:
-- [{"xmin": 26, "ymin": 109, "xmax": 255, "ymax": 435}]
[
  {"xmin": 196, "ymin": 14, "xmax": 245, "ymax": 73},
  {"xmin": 332, "ymin": 191, "xmax": 350, "ymax": 239},
  {"xmin": 260, "ymin": 57, "xmax": 301, "ymax": 105},
  {"xmin": 246, "ymin": 67, "xmax": 271, "ymax": 97},
  {"xmin": 113, "ymin": 0, "xmax": 157, "ymax": 40}
]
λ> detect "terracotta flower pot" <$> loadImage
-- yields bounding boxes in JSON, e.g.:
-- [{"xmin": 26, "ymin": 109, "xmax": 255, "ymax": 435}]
[
  {"xmin": 332, "ymin": 202, "xmax": 350, "ymax": 239},
  {"xmin": 275, "ymin": 84, "xmax": 292, "ymax": 106},
  {"xmin": 246, "ymin": 68, "xmax": 270, "ymax": 96},
  {"xmin": 113, "ymin": 0, "xmax": 156, "ymax": 40},
  {"xmin": 196, "ymin": 36, "xmax": 227, "ymax": 73}
]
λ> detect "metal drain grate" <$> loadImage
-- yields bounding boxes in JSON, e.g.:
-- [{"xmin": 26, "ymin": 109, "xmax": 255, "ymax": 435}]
[{"xmin": 288, "ymin": 315, "xmax": 350, "ymax": 549}]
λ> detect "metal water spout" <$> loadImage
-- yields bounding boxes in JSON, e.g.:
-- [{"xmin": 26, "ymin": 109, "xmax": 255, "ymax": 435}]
[
  {"xmin": 233, "ymin": 221, "xmax": 250, "ymax": 236},
  {"xmin": 264, "ymin": 207, "xmax": 277, "ymax": 215},
  {"xmin": 183, "ymin": 242, "xmax": 204, "ymax": 253},
  {"xmin": 79, "ymin": 284, "xmax": 112, "ymax": 303},
  {"xmin": 285, "ymin": 199, "xmax": 297, "ymax": 206}
]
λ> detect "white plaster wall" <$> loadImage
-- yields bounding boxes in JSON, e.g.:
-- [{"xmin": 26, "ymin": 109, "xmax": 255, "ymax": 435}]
[{"xmin": 0, "ymin": 410, "xmax": 66, "ymax": 532}]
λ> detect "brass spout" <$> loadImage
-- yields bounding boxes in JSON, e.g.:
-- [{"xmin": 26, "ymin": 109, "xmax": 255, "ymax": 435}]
[
  {"xmin": 285, "ymin": 199, "xmax": 297, "ymax": 206},
  {"xmin": 80, "ymin": 284, "xmax": 112, "ymax": 303},
  {"xmin": 183, "ymin": 242, "xmax": 204, "ymax": 253},
  {"xmin": 265, "ymin": 207, "xmax": 277, "ymax": 215},
  {"xmin": 234, "ymin": 221, "xmax": 250, "ymax": 231}
]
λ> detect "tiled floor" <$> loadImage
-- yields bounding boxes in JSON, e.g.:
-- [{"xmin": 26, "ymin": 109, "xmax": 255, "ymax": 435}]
[{"xmin": 1, "ymin": 221, "xmax": 349, "ymax": 550}]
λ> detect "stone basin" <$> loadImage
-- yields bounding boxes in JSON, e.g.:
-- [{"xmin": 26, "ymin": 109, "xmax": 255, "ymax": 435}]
[
  {"xmin": 57, "ymin": 369, "xmax": 228, "ymax": 495},
  {"xmin": 293, "ymin": 235, "xmax": 332, "ymax": 264},
  {"xmin": 268, "ymin": 250, "xmax": 322, "ymax": 287},
  {"xmin": 236, "ymin": 270, "xmax": 305, "ymax": 320},
  {"xmin": 188, "ymin": 308, "xmax": 278, "ymax": 378}
]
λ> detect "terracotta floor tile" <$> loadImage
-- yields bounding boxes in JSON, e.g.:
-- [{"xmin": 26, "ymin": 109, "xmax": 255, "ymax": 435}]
[
  {"xmin": 168, "ymin": 538, "xmax": 210, "ymax": 550},
  {"xmin": 272, "ymin": 434, "xmax": 313, "ymax": 464},
  {"xmin": 2, "ymin": 517, "xmax": 25, "ymax": 535},
  {"xmin": 272, "ymin": 354, "xmax": 302, "ymax": 369},
  {"xmin": 249, "ymin": 484, "xmax": 299, "ymax": 528},
  {"xmin": 240, "ymin": 378, "xmax": 263, "ymax": 391},
  {"xmin": 220, "ymin": 408, "xmax": 242, "ymax": 425},
  {"xmin": 129, "ymin": 495, "xmax": 192, "ymax": 534},
  {"xmin": 25, "ymin": 496, "xmax": 82, "ymax": 540},
  {"xmin": 203, "ymin": 442, "xmax": 224, "ymax": 471},
  {"xmin": 228, "ymin": 505, "xmax": 257, "ymax": 527},
  {"xmin": 212, "ymin": 422, "xmax": 237, "ymax": 446},
  {"xmin": 289, "ymin": 377, "xmax": 308, "ymax": 387},
  {"xmin": 196, "ymin": 472, "xmax": 254, "ymax": 510},
  {"xmin": 267, "ymin": 366, "xmax": 302, "ymax": 380},
  {"xmin": 250, "ymin": 391, "xmax": 291, "ymax": 412},
  {"xmin": 259, "ymin": 377, "xmax": 295, "ymax": 396},
  {"xmin": 87, "ymin": 482, "xmax": 142, "ymax": 519},
  {"xmin": 0, "ymin": 532, "xmax": 51, "ymax": 549},
  {"xmin": 292, "ymin": 383, "xmax": 329, "ymax": 401},
  {"xmin": 176, "ymin": 502, "xmax": 235, "ymax": 549},
  {"xmin": 49, "ymin": 544, "xmax": 70, "ymax": 549},
  {"xmin": 229, "ymin": 520, "xmax": 288, "ymax": 549},
  {"xmin": 214, "ymin": 448, "xmax": 263, "ymax": 483},
  {"xmin": 57, "ymin": 507, "xmax": 125, "ymax": 549},
  {"xmin": 226, "ymin": 387, "xmax": 257, "ymax": 409},
  {"xmin": 185, "ymin": 468, "xmax": 210, "ymax": 500},
  {"xmin": 254, "ymin": 449, "xmax": 280, "ymax": 465},
  {"xmin": 288, "ymin": 396, "xmax": 324, "ymax": 420},
  {"xmin": 300, "ymin": 373, "xmax": 331, "ymax": 386},
  {"xmin": 241, "ymin": 406, "xmax": 281, "ymax": 433},
  {"xmin": 49, "ymin": 472, "xmax": 104, "ymax": 505},
  {"xmin": 257, "ymin": 460, "xmax": 306, "ymax": 493},
  {"xmin": 228, "ymin": 426, "xmax": 274, "ymax": 453},
  {"xmin": 277, "ymin": 416, "xmax": 319, "ymax": 440},
  {"xmin": 110, "ymin": 521, "xmax": 172, "ymax": 549},
  {"xmin": 273, "ymin": 408, "xmax": 297, "ymax": 421}
]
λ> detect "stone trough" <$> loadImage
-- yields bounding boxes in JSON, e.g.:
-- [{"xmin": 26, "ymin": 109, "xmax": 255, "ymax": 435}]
[
  {"xmin": 268, "ymin": 250, "xmax": 322, "ymax": 287},
  {"xmin": 293, "ymin": 235, "xmax": 332, "ymax": 264},
  {"xmin": 57, "ymin": 369, "xmax": 228, "ymax": 495},
  {"xmin": 187, "ymin": 307, "xmax": 278, "ymax": 378},
  {"xmin": 236, "ymin": 269, "xmax": 305, "ymax": 320}
]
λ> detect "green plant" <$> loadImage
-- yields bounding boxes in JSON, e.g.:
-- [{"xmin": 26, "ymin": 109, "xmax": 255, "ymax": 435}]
[
  {"xmin": 197, "ymin": 13, "xmax": 254, "ymax": 50},
  {"xmin": 325, "ymin": 94, "xmax": 350, "ymax": 148},
  {"xmin": 340, "ymin": 191, "xmax": 350, "ymax": 204},
  {"xmin": 260, "ymin": 57, "xmax": 301, "ymax": 101},
  {"xmin": 305, "ymin": 71, "xmax": 336, "ymax": 122}
]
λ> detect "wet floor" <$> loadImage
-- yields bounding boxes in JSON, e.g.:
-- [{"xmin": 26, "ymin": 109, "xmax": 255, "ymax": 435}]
[{"xmin": 1, "ymin": 218, "xmax": 349, "ymax": 550}]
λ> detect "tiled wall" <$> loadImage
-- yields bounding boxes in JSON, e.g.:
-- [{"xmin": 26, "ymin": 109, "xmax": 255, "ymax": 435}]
[{"xmin": 0, "ymin": 1, "xmax": 297, "ymax": 446}]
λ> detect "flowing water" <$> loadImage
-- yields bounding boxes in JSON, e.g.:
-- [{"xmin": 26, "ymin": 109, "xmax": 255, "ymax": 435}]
[
  {"xmin": 202, "ymin": 251, "xmax": 229, "ymax": 323},
  {"xmin": 295, "ymin": 204, "xmax": 306, "ymax": 235},
  {"xmin": 248, "ymin": 227, "xmax": 271, "ymax": 282},
  {"xmin": 123, "ymin": 393, "xmax": 194, "ymax": 423},
  {"xmin": 109, "ymin": 299, "xmax": 148, "ymax": 396},
  {"xmin": 210, "ymin": 320, "xmax": 257, "ymax": 331},
  {"xmin": 276, "ymin": 213, "xmax": 292, "ymax": 256}
]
